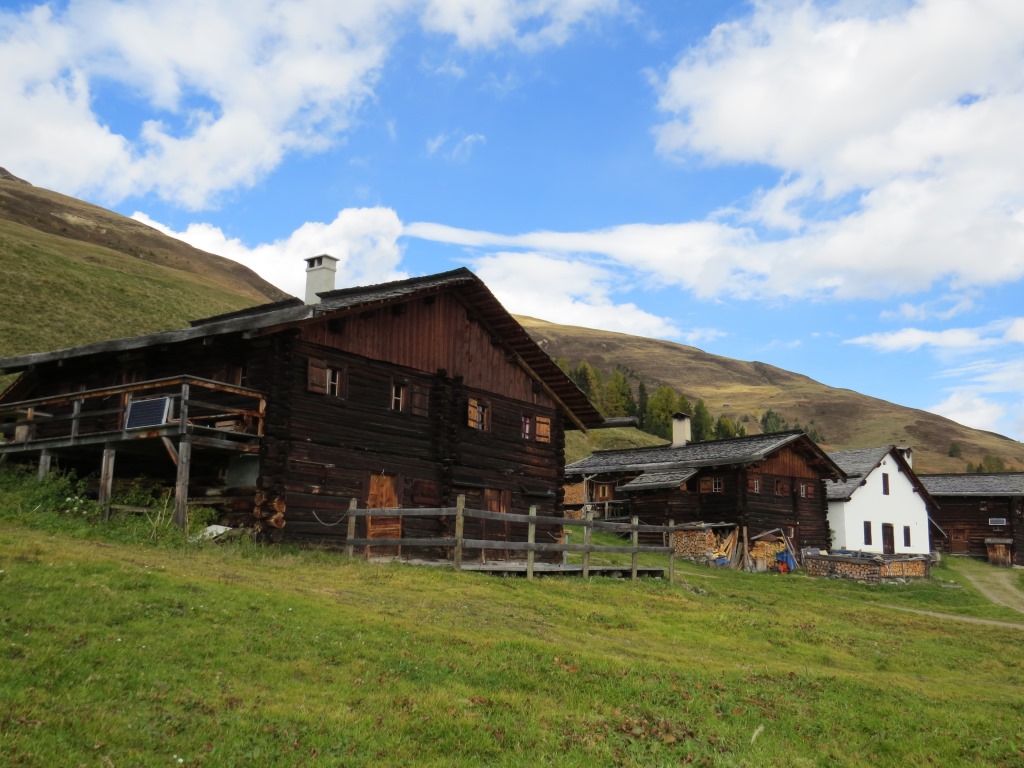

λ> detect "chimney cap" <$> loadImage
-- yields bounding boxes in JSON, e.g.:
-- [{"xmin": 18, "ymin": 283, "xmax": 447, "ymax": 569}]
[{"xmin": 305, "ymin": 254, "xmax": 339, "ymax": 269}]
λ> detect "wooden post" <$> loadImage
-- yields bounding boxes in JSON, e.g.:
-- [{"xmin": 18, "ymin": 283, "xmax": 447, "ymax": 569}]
[
  {"xmin": 631, "ymin": 515, "xmax": 639, "ymax": 581},
  {"xmin": 173, "ymin": 437, "xmax": 191, "ymax": 529},
  {"xmin": 71, "ymin": 398, "xmax": 81, "ymax": 438},
  {"xmin": 99, "ymin": 445, "xmax": 115, "ymax": 519},
  {"xmin": 178, "ymin": 383, "xmax": 190, "ymax": 434},
  {"xmin": 345, "ymin": 498, "xmax": 357, "ymax": 558},
  {"xmin": 742, "ymin": 525, "xmax": 750, "ymax": 572},
  {"xmin": 667, "ymin": 519, "xmax": 675, "ymax": 585},
  {"xmin": 37, "ymin": 449, "xmax": 52, "ymax": 481},
  {"xmin": 526, "ymin": 505, "xmax": 536, "ymax": 580},
  {"xmin": 454, "ymin": 494, "xmax": 465, "ymax": 571},
  {"xmin": 582, "ymin": 511, "xmax": 593, "ymax": 578}
]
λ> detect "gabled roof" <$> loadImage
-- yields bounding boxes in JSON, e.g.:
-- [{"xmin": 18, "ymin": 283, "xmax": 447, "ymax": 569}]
[
  {"xmin": 619, "ymin": 469, "xmax": 699, "ymax": 491},
  {"xmin": 918, "ymin": 473, "xmax": 1024, "ymax": 497},
  {"xmin": 566, "ymin": 430, "xmax": 844, "ymax": 480},
  {"xmin": 825, "ymin": 445, "xmax": 935, "ymax": 507},
  {"xmin": 0, "ymin": 268, "xmax": 602, "ymax": 429}
]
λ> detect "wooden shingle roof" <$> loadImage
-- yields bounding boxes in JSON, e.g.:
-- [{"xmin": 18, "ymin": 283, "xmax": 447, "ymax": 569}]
[
  {"xmin": 918, "ymin": 473, "xmax": 1024, "ymax": 497},
  {"xmin": 566, "ymin": 430, "xmax": 844, "ymax": 479}
]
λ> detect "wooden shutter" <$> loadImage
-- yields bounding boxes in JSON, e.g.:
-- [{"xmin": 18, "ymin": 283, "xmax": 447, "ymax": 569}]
[
  {"xmin": 536, "ymin": 416, "xmax": 551, "ymax": 443},
  {"xmin": 307, "ymin": 357, "xmax": 328, "ymax": 393},
  {"xmin": 410, "ymin": 384, "xmax": 430, "ymax": 417}
]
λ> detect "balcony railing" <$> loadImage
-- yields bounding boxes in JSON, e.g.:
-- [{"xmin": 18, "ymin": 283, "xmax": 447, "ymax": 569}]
[{"xmin": 0, "ymin": 376, "xmax": 266, "ymax": 453}]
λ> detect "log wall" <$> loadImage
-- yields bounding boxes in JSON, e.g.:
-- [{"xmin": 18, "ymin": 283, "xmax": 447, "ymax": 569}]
[{"xmin": 929, "ymin": 495, "xmax": 1019, "ymax": 561}]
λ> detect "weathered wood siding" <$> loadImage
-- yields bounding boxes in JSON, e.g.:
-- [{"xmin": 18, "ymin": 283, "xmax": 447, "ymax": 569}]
[
  {"xmin": 626, "ymin": 446, "xmax": 831, "ymax": 550},
  {"xmin": 929, "ymin": 495, "xmax": 1021, "ymax": 563},
  {"xmin": 296, "ymin": 293, "xmax": 552, "ymax": 406},
  {"xmin": 265, "ymin": 318, "xmax": 566, "ymax": 557}
]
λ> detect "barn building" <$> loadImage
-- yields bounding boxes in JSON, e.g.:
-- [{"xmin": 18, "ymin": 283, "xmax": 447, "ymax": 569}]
[
  {"xmin": 918, "ymin": 473, "xmax": 1024, "ymax": 566},
  {"xmin": 0, "ymin": 261, "xmax": 603, "ymax": 556},
  {"xmin": 565, "ymin": 415, "xmax": 845, "ymax": 552}
]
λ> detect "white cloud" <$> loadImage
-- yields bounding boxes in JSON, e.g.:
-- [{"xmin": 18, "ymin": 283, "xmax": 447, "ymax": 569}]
[
  {"xmin": 420, "ymin": 0, "xmax": 622, "ymax": 51},
  {"xmin": 0, "ymin": 0, "xmax": 621, "ymax": 209},
  {"xmin": 846, "ymin": 318, "xmax": 1024, "ymax": 353},
  {"xmin": 426, "ymin": 131, "xmax": 486, "ymax": 161},
  {"xmin": 845, "ymin": 327, "xmax": 996, "ymax": 353},
  {"xmin": 929, "ymin": 390, "xmax": 1007, "ymax": 434},
  {"xmin": 469, "ymin": 252, "xmax": 681, "ymax": 339},
  {"xmin": 132, "ymin": 207, "xmax": 408, "ymax": 297},
  {"xmin": 644, "ymin": 0, "xmax": 1024, "ymax": 301}
]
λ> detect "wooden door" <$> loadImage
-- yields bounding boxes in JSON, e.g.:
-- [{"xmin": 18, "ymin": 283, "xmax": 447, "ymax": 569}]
[
  {"xmin": 366, "ymin": 474, "xmax": 401, "ymax": 557},
  {"xmin": 483, "ymin": 488, "xmax": 511, "ymax": 561},
  {"xmin": 882, "ymin": 523, "xmax": 895, "ymax": 555},
  {"xmin": 950, "ymin": 527, "xmax": 969, "ymax": 554}
]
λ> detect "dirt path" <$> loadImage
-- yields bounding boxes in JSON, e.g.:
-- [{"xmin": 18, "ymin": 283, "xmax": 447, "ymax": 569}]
[
  {"xmin": 880, "ymin": 605, "xmax": 1024, "ymax": 630},
  {"xmin": 956, "ymin": 562, "xmax": 1024, "ymax": 614}
]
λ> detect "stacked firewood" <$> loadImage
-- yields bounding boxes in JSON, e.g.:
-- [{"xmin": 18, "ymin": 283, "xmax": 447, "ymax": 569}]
[
  {"xmin": 672, "ymin": 528, "xmax": 717, "ymax": 558},
  {"xmin": 749, "ymin": 538, "xmax": 787, "ymax": 561}
]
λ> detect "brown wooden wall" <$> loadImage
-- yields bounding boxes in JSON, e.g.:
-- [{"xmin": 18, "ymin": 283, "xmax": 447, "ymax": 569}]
[
  {"xmin": 930, "ymin": 495, "xmax": 1021, "ymax": 563},
  {"xmin": 625, "ymin": 450, "xmax": 832, "ymax": 550},
  {"xmin": 261, "ymin": 333, "xmax": 566, "ymax": 557},
  {"xmin": 296, "ymin": 293, "xmax": 556, "ymax": 408}
]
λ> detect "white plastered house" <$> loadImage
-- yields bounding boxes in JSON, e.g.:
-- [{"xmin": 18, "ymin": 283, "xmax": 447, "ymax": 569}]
[{"xmin": 826, "ymin": 446, "xmax": 936, "ymax": 555}]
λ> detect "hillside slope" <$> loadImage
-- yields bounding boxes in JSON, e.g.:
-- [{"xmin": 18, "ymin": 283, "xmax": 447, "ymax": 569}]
[
  {"xmin": 1, "ymin": 170, "xmax": 1018, "ymax": 474},
  {"xmin": 518, "ymin": 316, "xmax": 1024, "ymax": 474},
  {"xmin": 0, "ymin": 168, "xmax": 287, "ymax": 358}
]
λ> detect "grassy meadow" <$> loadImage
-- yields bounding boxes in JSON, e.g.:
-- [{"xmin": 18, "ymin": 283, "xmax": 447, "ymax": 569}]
[{"xmin": 1, "ymin": 469, "xmax": 1023, "ymax": 767}]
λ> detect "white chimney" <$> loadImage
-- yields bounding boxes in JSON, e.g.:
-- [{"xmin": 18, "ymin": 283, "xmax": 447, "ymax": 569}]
[
  {"xmin": 896, "ymin": 446, "xmax": 913, "ymax": 468},
  {"xmin": 304, "ymin": 254, "xmax": 339, "ymax": 304},
  {"xmin": 671, "ymin": 412, "xmax": 692, "ymax": 447}
]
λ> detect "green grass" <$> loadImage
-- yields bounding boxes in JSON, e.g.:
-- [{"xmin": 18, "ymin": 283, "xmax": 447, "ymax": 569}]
[
  {"xmin": 0, "ymin": 219, "xmax": 258, "ymax": 359},
  {"xmin": 1, "ymin": 469, "xmax": 1023, "ymax": 766}
]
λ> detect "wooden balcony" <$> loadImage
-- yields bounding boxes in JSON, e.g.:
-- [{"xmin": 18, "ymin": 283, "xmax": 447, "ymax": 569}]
[{"xmin": 0, "ymin": 376, "xmax": 266, "ymax": 455}]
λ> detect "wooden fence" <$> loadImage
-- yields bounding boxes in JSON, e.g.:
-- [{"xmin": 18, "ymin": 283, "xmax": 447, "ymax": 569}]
[{"xmin": 340, "ymin": 494, "xmax": 678, "ymax": 582}]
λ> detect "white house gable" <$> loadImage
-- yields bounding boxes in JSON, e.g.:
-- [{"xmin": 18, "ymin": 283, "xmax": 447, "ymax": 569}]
[{"xmin": 827, "ymin": 447, "xmax": 932, "ymax": 555}]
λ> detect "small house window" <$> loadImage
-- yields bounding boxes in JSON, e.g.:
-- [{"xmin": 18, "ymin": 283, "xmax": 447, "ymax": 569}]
[
  {"xmin": 903, "ymin": 526, "xmax": 911, "ymax": 547},
  {"xmin": 864, "ymin": 521, "xmax": 873, "ymax": 546},
  {"xmin": 521, "ymin": 415, "xmax": 533, "ymax": 440},
  {"xmin": 594, "ymin": 482, "xmax": 614, "ymax": 501},
  {"xmin": 774, "ymin": 479, "xmax": 789, "ymax": 496},
  {"xmin": 700, "ymin": 477, "xmax": 724, "ymax": 494},
  {"xmin": 748, "ymin": 475, "xmax": 761, "ymax": 494},
  {"xmin": 327, "ymin": 367, "xmax": 344, "ymax": 397},
  {"xmin": 881, "ymin": 473, "xmax": 890, "ymax": 495},
  {"xmin": 391, "ymin": 382, "xmax": 408, "ymax": 412},
  {"xmin": 468, "ymin": 398, "xmax": 490, "ymax": 431},
  {"xmin": 536, "ymin": 416, "xmax": 552, "ymax": 443}
]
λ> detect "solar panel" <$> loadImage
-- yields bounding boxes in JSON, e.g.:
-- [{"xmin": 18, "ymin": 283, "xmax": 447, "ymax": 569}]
[{"xmin": 125, "ymin": 397, "xmax": 171, "ymax": 429}]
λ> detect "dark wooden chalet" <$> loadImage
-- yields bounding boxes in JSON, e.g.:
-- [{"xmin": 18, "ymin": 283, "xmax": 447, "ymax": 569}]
[
  {"xmin": 0, "ymin": 265, "xmax": 603, "ymax": 558},
  {"xmin": 565, "ymin": 428, "xmax": 845, "ymax": 551},
  {"xmin": 917, "ymin": 473, "xmax": 1024, "ymax": 566}
]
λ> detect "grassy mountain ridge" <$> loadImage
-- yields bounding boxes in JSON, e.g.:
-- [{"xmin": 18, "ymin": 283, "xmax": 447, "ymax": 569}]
[
  {"xmin": 0, "ymin": 168, "xmax": 287, "ymax": 358},
  {"xmin": 1, "ymin": 171, "xmax": 1018, "ymax": 474},
  {"xmin": 517, "ymin": 316, "xmax": 1024, "ymax": 473}
]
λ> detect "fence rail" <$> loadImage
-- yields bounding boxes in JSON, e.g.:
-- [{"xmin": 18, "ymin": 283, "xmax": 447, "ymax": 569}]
[
  {"xmin": 340, "ymin": 495, "xmax": 678, "ymax": 582},
  {"xmin": 0, "ymin": 375, "xmax": 266, "ymax": 452}
]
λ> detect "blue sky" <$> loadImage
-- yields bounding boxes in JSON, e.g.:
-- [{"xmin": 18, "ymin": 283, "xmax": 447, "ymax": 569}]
[{"xmin": 3, "ymin": 0, "xmax": 1024, "ymax": 441}]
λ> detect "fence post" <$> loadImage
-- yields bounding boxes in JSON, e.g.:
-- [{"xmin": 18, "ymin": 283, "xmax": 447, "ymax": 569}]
[
  {"xmin": 345, "ymin": 498, "xmax": 357, "ymax": 558},
  {"xmin": 582, "ymin": 512, "xmax": 592, "ymax": 578},
  {"xmin": 454, "ymin": 494, "xmax": 465, "ymax": 571},
  {"xmin": 630, "ymin": 515, "xmax": 639, "ymax": 581},
  {"xmin": 667, "ymin": 519, "xmax": 675, "ymax": 585},
  {"xmin": 527, "ymin": 505, "xmax": 536, "ymax": 580}
]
